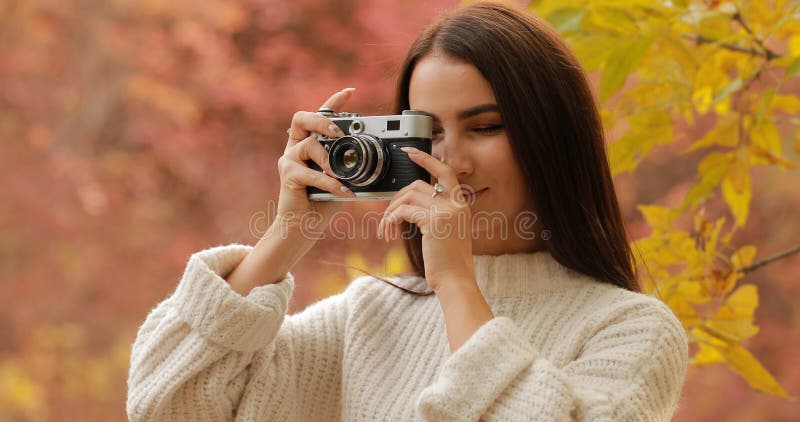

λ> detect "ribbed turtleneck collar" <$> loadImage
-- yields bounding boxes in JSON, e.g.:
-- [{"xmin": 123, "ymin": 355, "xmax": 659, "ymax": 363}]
[{"xmin": 472, "ymin": 251, "xmax": 582, "ymax": 298}]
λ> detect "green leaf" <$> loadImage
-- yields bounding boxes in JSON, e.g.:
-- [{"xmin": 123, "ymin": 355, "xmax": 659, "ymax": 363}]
[
  {"xmin": 547, "ymin": 8, "xmax": 586, "ymax": 34},
  {"xmin": 682, "ymin": 152, "xmax": 734, "ymax": 210},
  {"xmin": 569, "ymin": 33, "xmax": 621, "ymax": 71},
  {"xmin": 599, "ymin": 36, "xmax": 654, "ymax": 103},
  {"xmin": 711, "ymin": 77, "xmax": 742, "ymax": 107},
  {"xmin": 755, "ymin": 87, "xmax": 776, "ymax": 125},
  {"xmin": 787, "ymin": 57, "xmax": 800, "ymax": 79},
  {"xmin": 608, "ymin": 111, "xmax": 673, "ymax": 174}
]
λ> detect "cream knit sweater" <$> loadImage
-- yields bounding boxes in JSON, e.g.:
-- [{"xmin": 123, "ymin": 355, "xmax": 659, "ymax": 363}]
[{"xmin": 127, "ymin": 244, "xmax": 688, "ymax": 421}]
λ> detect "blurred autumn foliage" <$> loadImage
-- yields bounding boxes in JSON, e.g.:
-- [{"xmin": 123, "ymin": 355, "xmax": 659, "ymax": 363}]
[
  {"xmin": 533, "ymin": 0, "xmax": 800, "ymax": 401},
  {"xmin": 1, "ymin": 0, "xmax": 799, "ymax": 420}
]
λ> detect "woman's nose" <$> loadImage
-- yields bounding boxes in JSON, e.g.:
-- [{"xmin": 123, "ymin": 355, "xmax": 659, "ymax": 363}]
[{"xmin": 433, "ymin": 137, "xmax": 473, "ymax": 177}]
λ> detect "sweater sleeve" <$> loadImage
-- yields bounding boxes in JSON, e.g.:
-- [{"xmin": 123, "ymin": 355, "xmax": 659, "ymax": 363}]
[
  {"xmin": 126, "ymin": 244, "xmax": 350, "ymax": 421},
  {"xmin": 416, "ymin": 299, "xmax": 689, "ymax": 421}
]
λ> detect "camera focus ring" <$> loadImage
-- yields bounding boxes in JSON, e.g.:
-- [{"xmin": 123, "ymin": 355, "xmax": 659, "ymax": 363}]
[{"xmin": 328, "ymin": 134, "xmax": 387, "ymax": 187}]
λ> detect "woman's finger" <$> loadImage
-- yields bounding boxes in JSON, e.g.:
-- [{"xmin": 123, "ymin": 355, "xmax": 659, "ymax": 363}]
[
  {"xmin": 286, "ymin": 136, "xmax": 333, "ymax": 174},
  {"xmin": 288, "ymin": 111, "xmax": 345, "ymax": 146},
  {"xmin": 280, "ymin": 159, "xmax": 354, "ymax": 198},
  {"xmin": 286, "ymin": 88, "xmax": 356, "ymax": 149},
  {"xmin": 399, "ymin": 147, "xmax": 460, "ymax": 194},
  {"xmin": 382, "ymin": 188, "xmax": 432, "ymax": 228},
  {"xmin": 379, "ymin": 180, "xmax": 432, "ymax": 233},
  {"xmin": 319, "ymin": 87, "xmax": 356, "ymax": 112},
  {"xmin": 384, "ymin": 204, "xmax": 427, "ymax": 240}
]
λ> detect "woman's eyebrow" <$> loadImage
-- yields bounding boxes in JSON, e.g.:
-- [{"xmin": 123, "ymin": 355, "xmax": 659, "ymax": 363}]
[
  {"xmin": 457, "ymin": 104, "xmax": 500, "ymax": 120},
  {"xmin": 414, "ymin": 104, "xmax": 500, "ymax": 122}
]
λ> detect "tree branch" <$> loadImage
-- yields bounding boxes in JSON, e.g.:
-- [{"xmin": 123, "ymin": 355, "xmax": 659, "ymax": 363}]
[
  {"xmin": 732, "ymin": 10, "xmax": 779, "ymax": 61},
  {"xmin": 682, "ymin": 34, "xmax": 781, "ymax": 61},
  {"xmin": 736, "ymin": 244, "xmax": 800, "ymax": 274}
]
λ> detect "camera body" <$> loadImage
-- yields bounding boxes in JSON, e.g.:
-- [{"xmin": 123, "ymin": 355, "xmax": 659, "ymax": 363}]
[{"xmin": 306, "ymin": 110, "xmax": 433, "ymax": 201}]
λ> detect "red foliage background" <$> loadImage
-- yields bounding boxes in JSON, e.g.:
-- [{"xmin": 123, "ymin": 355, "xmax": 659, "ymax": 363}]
[{"xmin": 1, "ymin": 0, "xmax": 798, "ymax": 420}]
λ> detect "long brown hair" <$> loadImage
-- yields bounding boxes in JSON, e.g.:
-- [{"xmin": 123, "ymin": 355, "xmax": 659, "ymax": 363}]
[{"xmin": 394, "ymin": 1, "xmax": 639, "ymax": 292}]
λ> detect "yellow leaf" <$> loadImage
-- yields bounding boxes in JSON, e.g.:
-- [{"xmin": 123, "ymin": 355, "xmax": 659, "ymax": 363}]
[
  {"xmin": 686, "ymin": 113, "xmax": 738, "ymax": 152},
  {"xmin": 691, "ymin": 325, "xmax": 786, "ymax": 396},
  {"xmin": 708, "ymin": 268, "xmax": 738, "ymax": 296},
  {"xmin": 682, "ymin": 152, "xmax": 734, "ymax": 209},
  {"xmin": 674, "ymin": 281, "xmax": 711, "ymax": 304},
  {"xmin": 749, "ymin": 119, "xmax": 784, "ymax": 165},
  {"xmin": 638, "ymin": 205, "xmax": 676, "ymax": 232},
  {"xmin": 722, "ymin": 343, "xmax": 790, "ymax": 398},
  {"xmin": 790, "ymin": 34, "xmax": 800, "ymax": 56},
  {"xmin": 589, "ymin": 5, "xmax": 640, "ymax": 35},
  {"xmin": 691, "ymin": 326, "xmax": 730, "ymax": 348},
  {"xmin": 731, "ymin": 245, "xmax": 757, "ymax": 269},
  {"xmin": 693, "ymin": 342, "xmax": 725, "ymax": 366},
  {"xmin": 608, "ymin": 132, "xmax": 642, "ymax": 175},
  {"xmin": 692, "ymin": 85, "xmax": 713, "ymax": 114},
  {"xmin": 693, "ymin": 208, "xmax": 709, "ymax": 234},
  {"xmin": 702, "ymin": 217, "xmax": 726, "ymax": 264},
  {"xmin": 609, "ymin": 111, "xmax": 674, "ymax": 174},
  {"xmin": 721, "ymin": 161, "xmax": 751, "ymax": 227},
  {"xmin": 727, "ymin": 284, "xmax": 758, "ymax": 311},
  {"xmin": 709, "ymin": 286, "xmax": 760, "ymax": 341},
  {"xmin": 748, "ymin": 144, "xmax": 797, "ymax": 169},
  {"xmin": 769, "ymin": 94, "xmax": 800, "ymax": 114},
  {"xmin": 666, "ymin": 296, "xmax": 702, "ymax": 328},
  {"xmin": 727, "ymin": 156, "xmax": 749, "ymax": 192},
  {"xmin": 599, "ymin": 36, "xmax": 654, "ymax": 103},
  {"xmin": 708, "ymin": 315, "xmax": 759, "ymax": 341}
]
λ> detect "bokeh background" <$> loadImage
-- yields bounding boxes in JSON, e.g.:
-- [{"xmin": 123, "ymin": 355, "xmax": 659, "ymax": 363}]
[{"xmin": 1, "ymin": 0, "xmax": 798, "ymax": 420}]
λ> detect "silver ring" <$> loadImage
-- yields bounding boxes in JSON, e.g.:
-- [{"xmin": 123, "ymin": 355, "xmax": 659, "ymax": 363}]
[{"xmin": 431, "ymin": 182, "xmax": 445, "ymax": 198}]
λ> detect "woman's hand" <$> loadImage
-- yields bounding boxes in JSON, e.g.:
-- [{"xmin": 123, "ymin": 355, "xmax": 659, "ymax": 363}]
[
  {"xmin": 378, "ymin": 146, "xmax": 475, "ymax": 292},
  {"xmin": 274, "ymin": 88, "xmax": 357, "ymax": 240},
  {"xmin": 226, "ymin": 89, "xmax": 357, "ymax": 294},
  {"xmin": 379, "ymin": 147, "xmax": 493, "ymax": 351}
]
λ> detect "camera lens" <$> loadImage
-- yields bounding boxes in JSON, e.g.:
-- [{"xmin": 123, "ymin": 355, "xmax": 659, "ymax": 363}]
[
  {"xmin": 328, "ymin": 135, "xmax": 387, "ymax": 187},
  {"xmin": 342, "ymin": 148, "xmax": 358, "ymax": 169}
]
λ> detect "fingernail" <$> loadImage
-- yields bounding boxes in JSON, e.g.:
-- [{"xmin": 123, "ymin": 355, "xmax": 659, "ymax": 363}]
[
  {"xmin": 400, "ymin": 146, "xmax": 418, "ymax": 154},
  {"xmin": 329, "ymin": 124, "xmax": 344, "ymax": 135},
  {"xmin": 341, "ymin": 87, "xmax": 356, "ymax": 93},
  {"xmin": 340, "ymin": 186, "xmax": 355, "ymax": 197}
]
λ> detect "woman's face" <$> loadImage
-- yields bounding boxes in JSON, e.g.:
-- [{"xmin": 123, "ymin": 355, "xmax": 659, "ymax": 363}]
[{"xmin": 408, "ymin": 54, "xmax": 541, "ymax": 255}]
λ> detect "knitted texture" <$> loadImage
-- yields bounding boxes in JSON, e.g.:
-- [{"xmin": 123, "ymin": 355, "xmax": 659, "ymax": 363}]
[{"xmin": 127, "ymin": 244, "xmax": 689, "ymax": 421}]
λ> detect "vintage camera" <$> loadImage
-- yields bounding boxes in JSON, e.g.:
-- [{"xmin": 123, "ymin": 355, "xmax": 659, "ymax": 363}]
[{"xmin": 306, "ymin": 109, "xmax": 433, "ymax": 201}]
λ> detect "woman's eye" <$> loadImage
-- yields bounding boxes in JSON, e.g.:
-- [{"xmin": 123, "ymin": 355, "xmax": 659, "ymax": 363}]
[
  {"xmin": 431, "ymin": 128, "xmax": 444, "ymax": 140},
  {"xmin": 473, "ymin": 124, "xmax": 504, "ymax": 134}
]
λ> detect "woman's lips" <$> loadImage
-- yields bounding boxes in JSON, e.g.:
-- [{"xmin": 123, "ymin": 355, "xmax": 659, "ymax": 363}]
[{"xmin": 463, "ymin": 187, "xmax": 488, "ymax": 205}]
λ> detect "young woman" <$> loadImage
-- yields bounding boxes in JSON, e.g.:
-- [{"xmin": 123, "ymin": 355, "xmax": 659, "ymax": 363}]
[{"xmin": 127, "ymin": 2, "xmax": 688, "ymax": 420}]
